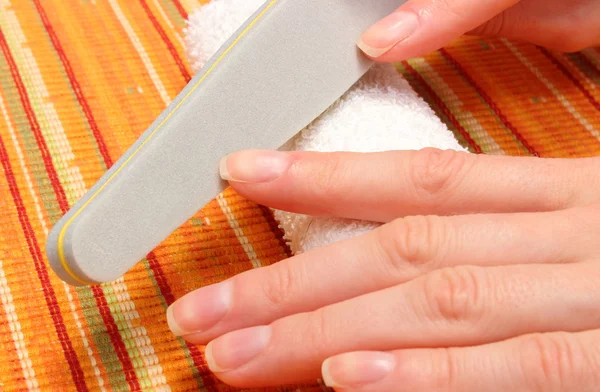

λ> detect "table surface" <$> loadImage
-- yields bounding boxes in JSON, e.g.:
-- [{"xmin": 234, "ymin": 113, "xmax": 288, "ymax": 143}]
[{"xmin": 0, "ymin": 1, "xmax": 598, "ymax": 391}]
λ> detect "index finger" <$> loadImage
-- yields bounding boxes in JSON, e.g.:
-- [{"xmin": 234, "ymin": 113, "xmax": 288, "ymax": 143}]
[
  {"xmin": 222, "ymin": 149, "xmax": 600, "ymax": 222},
  {"xmin": 358, "ymin": 0, "xmax": 518, "ymax": 61}
]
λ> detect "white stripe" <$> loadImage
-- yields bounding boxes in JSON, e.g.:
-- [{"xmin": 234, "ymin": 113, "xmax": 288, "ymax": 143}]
[
  {"xmin": 0, "ymin": 259, "xmax": 38, "ymax": 391},
  {"xmin": 108, "ymin": 0, "xmax": 171, "ymax": 105},
  {"xmin": 110, "ymin": 278, "xmax": 171, "ymax": 390},
  {"xmin": 217, "ymin": 194, "xmax": 261, "ymax": 268},
  {"xmin": 410, "ymin": 58, "xmax": 504, "ymax": 154},
  {"xmin": 502, "ymin": 39, "xmax": 600, "ymax": 142}
]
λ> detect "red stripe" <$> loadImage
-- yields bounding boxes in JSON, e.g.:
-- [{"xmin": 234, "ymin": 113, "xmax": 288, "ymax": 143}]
[
  {"xmin": 0, "ymin": 133, "xmax": 89, "ymax": 391},
  {"xmin": 439, "ymin": 48, "xmax": 540, "ymax": 157},
  {"xmin": 541, "ymin": 49, "xmax": 600, "ymax": 113},
  {"xmin": 91, "ymin": 286, "xmax": 141, "ymax": 390},
  {"xmin": 171, "ymin": 0, "xmax": 188, "ymax": 19},
  {"xmin": 140, "ymin": 0, "xmax": 191, "ymax": 83},
  {"xmin": 259, "ymin": 205, "xmax": 292, "ymax": 258},
  {"xmin": 33, "ymin": 0, "xmax": 113, "ymax": 169},
  {"xmin": 0, "ymin": 28, "xmax": 70, "ymax": 213},
  {"xmin": 401, "ymin": 61, "xmax": 483, "ymax": 154},
  {"xmin": 146, "ymin": 251, "xmax": 211, "ymax": 385},
  {"xmin": 0, "ymin": 26, "xmax": 140, "ymax": 391}
]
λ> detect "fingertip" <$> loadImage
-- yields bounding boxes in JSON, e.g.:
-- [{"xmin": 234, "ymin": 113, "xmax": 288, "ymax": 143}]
[
  {"xmin": 166, "ymin": 305, "xmax": 186, "ymax": 337},
  {"xmin": 357, "ymin": 37, "xmax": 396, "ymax": 59},
  {"xmin": 218, "ymin": 150, "xmax": 294, "ymax": 184},
  {"xmin": 357, "ymin": 11, "xmax": 419, "ymax": 60}
]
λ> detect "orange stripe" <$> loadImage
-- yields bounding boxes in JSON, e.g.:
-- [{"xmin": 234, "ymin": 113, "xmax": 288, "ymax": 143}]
[
  {"xmin": 512, "ymin": 43, "xmax": 600, "ymax": 156},
  {"xmin": 139, "ymin": 0, "xmax": 191, "ymax": 82},
  {"xmin": 447, "ymin": 38, "xmax": 597, "ymax": 157},
  {"xmin": 414, "ymin": 50, "xmax": 526, "ymax": 155}
]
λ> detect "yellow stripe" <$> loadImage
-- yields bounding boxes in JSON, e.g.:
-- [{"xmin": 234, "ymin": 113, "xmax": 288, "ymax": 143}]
[{"xmin": 58, "ymin": 0, "xmax": 279, "ymax": 285}]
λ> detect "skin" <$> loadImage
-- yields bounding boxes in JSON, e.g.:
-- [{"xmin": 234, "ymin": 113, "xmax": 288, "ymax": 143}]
[{"xmin": 167, "ymin": 1, "xmax": 600, "ymax": 390}]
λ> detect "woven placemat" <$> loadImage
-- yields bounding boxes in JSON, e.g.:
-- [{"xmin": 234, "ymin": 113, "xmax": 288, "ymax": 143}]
[{"xmin": 0, "ymin": 1, "xmax": 599, "ymax": 391}]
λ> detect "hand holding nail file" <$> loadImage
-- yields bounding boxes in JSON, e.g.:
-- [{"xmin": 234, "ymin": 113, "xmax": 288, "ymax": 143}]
[{"xmin": 46, "ymin": 0, "xmax": 406, "ymax": 286}]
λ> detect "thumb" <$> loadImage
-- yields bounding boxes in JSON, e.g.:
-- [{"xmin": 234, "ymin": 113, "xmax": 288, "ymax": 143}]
[{"xmin": 358, "ymin": 0, "xmax": 519, "ymax": 62}]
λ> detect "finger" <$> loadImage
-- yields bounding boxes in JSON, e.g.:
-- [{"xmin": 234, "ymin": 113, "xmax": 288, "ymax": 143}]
[
  {"xmin": 167, "ymin": 208, "xmax": 598, "ymax": 344},
  {"xmin": 200, "ymin": 262, "xmax": 600, "ymax": 387},
  {"xmin": 356, "ymin": 0, "xmax": 519, "ymax": 62},
  {"xmin": 322, "ymin": 329, "xmax": 600, "ymax": 391},
  {"xmin": 220, "ymin": 149, "xmax": 600, "ymax": 222},
  {"xmin": 469, "ymin": 4, "xmax": 600, "ymax": 53}
]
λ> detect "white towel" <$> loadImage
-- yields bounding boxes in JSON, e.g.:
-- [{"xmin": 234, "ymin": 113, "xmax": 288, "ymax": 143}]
[{"xmin": 185, "ymin": 0, "xmax": 467, "ymax": 254}]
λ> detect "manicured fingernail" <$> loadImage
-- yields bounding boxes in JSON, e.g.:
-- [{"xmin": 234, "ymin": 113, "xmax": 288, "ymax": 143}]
[
  {"xmin": 322, "ymin": 351, "xmax": 395, "ymax": 388},
  {"xmin": 205, "ymin": 326, "xmax": 271, "ymax": 373},
  {"xmin": 220, "ymin": 150, "xmax": 293, "ymax": 183},
  {"xmin": 167, "ymin": 281, "xmax": 232, "ymax": 336},
  {"xmin": 357, "ymin": 11, "xmax": 419, "ymax": 58}
]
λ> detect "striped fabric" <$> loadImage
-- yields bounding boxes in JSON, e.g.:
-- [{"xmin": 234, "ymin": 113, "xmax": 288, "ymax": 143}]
[{"xmin": 0, "ymin": 0, "xmax": 598, "ymax": 391}]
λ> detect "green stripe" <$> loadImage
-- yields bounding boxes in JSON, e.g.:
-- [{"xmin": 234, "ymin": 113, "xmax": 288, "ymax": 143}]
[
  {"xmin": 0, "ymin": 7, "xmax": 79, "ymax": 205},
  {"xmin": 159, "ymin": 0, "xmax": 189, "ymax": 29},
  {"xmin": 0, "ymin": 49, "xmax": 62, "ymax": 222},
  {"xmin": 77, "ymin": 287, "xmax": 129, "ymax": 388}
]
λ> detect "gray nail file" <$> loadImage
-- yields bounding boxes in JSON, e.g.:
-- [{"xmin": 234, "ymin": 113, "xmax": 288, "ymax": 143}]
[{"xmin": 46, "ymin": 0, "xmax": 404, "ymax": 286}]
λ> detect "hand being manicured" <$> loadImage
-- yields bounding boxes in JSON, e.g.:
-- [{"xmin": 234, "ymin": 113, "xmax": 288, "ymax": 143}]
[{"xmin": 167, "ymin": 149, "xmax": 600, "ymax": 390}]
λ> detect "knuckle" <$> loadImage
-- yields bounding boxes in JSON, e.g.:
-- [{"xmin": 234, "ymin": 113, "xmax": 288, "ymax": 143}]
[
  {"xmin": 520, "ymin": 333, "xmax": 582, "ymax": 391},
  {"xmin": 379, "ymin": 215, "xmax": 448, "ymax": 272},
  {"xmin": 261, "ymin": 263, "xmax": 296, "ymax": 310},
  {"xmin": 420, "ymin": 348, "xmax": 457, "ymax": 392},
  {"xmin": 422, "ymin": 266, "xmax": 487, "ymax": 325},
  {"xmin": 432, "ymin": 0, "xmax": 470, "ymax": 21},
  {"xmin": 470, "ymin": 14, "xmax": 507, "ymax": 37},
  {"xmin": 304, "ymin": 308, "xmax": 335, "ymax": 357},
  {"xmin": 408, "ymin": 148, "xmax": 470, "ymax": 205}
]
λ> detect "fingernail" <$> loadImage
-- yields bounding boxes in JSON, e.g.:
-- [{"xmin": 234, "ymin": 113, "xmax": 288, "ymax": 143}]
[
  {"xmin": 322, "ymin": 351, "xmax": 395, "ymax": 388},
  {"xmin": 357, "ymin": 11, "xmax": 419, "ymax": 58},
  {"xmin": 167, "ymin": 281, "xmax": 232, "ymax": 336},
  {"xmin": 220, "ymin": 150, "xmax": 293, "ymax": 183},
  {"xmin": 205, "ymin": 326, "xmax": 271, "ymax": 373}
]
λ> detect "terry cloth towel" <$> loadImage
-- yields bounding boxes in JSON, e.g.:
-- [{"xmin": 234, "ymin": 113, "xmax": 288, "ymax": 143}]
[{"xmin": 185, "ymin": 0, "xmax": 467, "ymax": 254}]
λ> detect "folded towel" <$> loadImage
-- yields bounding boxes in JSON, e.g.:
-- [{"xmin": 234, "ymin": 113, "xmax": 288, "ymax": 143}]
[{"xmin": 185, "ymin": 0, "xmax": 467, "ymax": 254}]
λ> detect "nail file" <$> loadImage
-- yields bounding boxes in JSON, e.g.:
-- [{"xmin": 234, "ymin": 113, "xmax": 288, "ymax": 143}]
[{"xmin": 46, "ymin": 0, "xmax": 405, "ymax": 286}]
